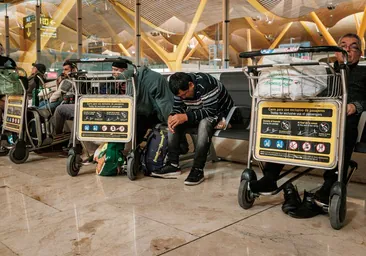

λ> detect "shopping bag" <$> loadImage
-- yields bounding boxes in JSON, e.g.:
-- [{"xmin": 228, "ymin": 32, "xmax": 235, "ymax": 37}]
[{"xmin": 94, "ymin": 142, "xmax": 125, "ymax": 176}]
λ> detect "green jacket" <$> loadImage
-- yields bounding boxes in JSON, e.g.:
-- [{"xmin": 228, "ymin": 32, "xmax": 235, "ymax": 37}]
[{"xmin": 126, "ymin": 66, "xmax": 173, "ymax": 123}]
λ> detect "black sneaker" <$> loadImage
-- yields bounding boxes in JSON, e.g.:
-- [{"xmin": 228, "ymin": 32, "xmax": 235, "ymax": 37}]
[
  {"xmin": 249, "ymin": 176, "xmax": 278, "ymax": 193},
  {"xmin": 282, "ymin": 183, "xmax": 301, "ymax": 214},
  {"xmin": 314, "ymin": 180, "xmax": 334, "ymax": 205},
  {"xmin": 314, "ymin": 187, "xmax": 330, "ymax": 205},
  {"xmin": 151, "ymin": 163, "xmax": 181, "ymax": 178},
  {"xmin": 288, "ymin": 190, "xmax": 324, "ymax": 219},
  {"xmin": 184, "ymin": 168, "xmax": 205, "ymax": 186}
]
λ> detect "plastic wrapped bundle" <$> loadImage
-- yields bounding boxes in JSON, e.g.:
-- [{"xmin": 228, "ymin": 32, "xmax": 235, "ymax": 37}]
[
  {"xmin": 255, "ymin": 65, "xmax": 328, "ymax": 100},
  {"xmin": 0, "ymin": 69, "xmax": 24, "ymax": 95}
]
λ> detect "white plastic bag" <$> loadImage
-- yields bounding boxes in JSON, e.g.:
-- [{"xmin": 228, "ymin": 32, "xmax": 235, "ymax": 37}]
[{"xmin": 255, "ymin": 56, "xmax": 328, "ymax": 100}]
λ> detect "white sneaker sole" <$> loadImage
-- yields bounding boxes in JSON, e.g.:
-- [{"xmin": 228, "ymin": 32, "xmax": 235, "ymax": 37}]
[
  {"xmin": 151, "ymin": 171, "xmax": 182, "ymax": 178},
  {"xmin": 184, "ymin": 176, "xmax": 205, "ymax": 186}
]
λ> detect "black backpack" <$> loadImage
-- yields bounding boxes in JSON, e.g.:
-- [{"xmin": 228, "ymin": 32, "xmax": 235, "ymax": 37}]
[{"xmin": 141, "ymin": 124, "xmax": 168, "ymax": 176}]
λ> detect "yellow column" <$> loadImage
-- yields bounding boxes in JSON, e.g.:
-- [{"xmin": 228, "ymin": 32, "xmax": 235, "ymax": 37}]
[
  {"xmin": 300, "ymin": 21, "xmax": 322, "ymax": 46},
  {"xmin": 246, "ymin": 29, "xmax": 252, "ymax": 65},
  {"xmin": 309, "ymin": 12, "xmax": 336, "ymax": 45},
  {"xmin": 244, "ymin": 17, "xmax": 270, "ymax": 46},
  {"xmin": 112, "ymin": 2, "xmax": 171, "ymax": 66},
  {"xmin": 183, "ymin": 42, "xmax": 199, "ymax": 61},
  {"xmin": 118, "ymin": 43, "xmax": 131, "ymax": 57},
  {"xmin": 108, "ymin": 0, "xmax": 173, "ymax": 34},
  {"xmin": 258, "ymin": 22, "xmax": 292, "ymax": 64},
  {"xmin": 194, "ymin": 33, "xmax": 209, "ymax": 55},
  {"xmin": 268, "ymin": 22, "xmax": 293, "ymax": 49},
  {"xmin": 111, "ymin": 0, "xmax": 207, "ymax": 71},
  {"xmin": 356, "ymin": 8, "xmax": 366, "ymax": 54},
  {"xmin": 173, "ymin": 0, "xmax": 207, "ymax": 71},
  {"xmin": 21, "ymin": 0, "xmax": 77, "ymax": 65},
  {"xmin": 358, "ymin": 6, "xmax": 366, "ymax": 38}
]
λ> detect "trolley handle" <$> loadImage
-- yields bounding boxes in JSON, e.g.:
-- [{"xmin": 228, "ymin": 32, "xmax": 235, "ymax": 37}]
[
  {"xmin": 68, "ymin": 70, "xmax": 88, "ymax": 78},
  {"xmin": 67, "ymin": 57, "xmax": 137, "ymax": 74},
  {"xmin": 0, "ymin": 66, "xmax": 27, "ymax": 77},
  {"xmin": 67, "ymin": 57, "xmax": 132, "ymax": 64},
  {"xmin": 239, "ymin": 46, "xmax": 347, "ymax": 59}
]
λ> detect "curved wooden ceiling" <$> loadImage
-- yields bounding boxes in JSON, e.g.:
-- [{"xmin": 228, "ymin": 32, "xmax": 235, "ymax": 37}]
[{"xmin": 0, "ymin": 0, "xmax": 365, "ymax": 65}]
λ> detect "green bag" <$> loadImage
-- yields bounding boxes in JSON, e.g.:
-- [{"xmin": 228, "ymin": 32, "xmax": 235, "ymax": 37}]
[
  {"xmin": 94, "ymin": 142, "xmax": 125, "ymax": 176},
  {"xmin": 0, "ymin": 69, "xmax": 24, "ymax": 95}
]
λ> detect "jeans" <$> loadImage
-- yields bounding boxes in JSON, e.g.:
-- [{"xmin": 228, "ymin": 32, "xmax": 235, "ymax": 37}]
[
  {"xmin": 136, "ymin": 114, "xmax": 161, "ymax": 146},
  {"xmin": 261, "ymin": 114, "xmax": 361, "ymax": 184},
  {"xmin": 51, "ymin": 104, "xmax": 75, "ymax": 134},
  {"xmin": 167, "ymin": 117, "xmax": 216, "ymax": 170}
]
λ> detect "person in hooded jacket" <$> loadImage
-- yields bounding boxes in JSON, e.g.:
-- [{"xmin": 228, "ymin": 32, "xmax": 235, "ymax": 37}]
[{"xmin": 27, "ymin": 63, "xmax": 47, "ymax": 101}]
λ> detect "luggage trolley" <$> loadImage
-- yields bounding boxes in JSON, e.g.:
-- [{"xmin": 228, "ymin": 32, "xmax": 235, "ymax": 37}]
[
  {"xmin": 237, "ymin": 46, "xmax": 353, "ymax": 230},
  {"xmin": 0, "ymin": 67, "xmax": 69, "ymax": 163},
  {"xmin": 66, "ymin": 58, "xmax": 139, "ymax": 180},
  {"xmin": 0, "ymin": 67, "xmax": 27, "ymax": 157}
]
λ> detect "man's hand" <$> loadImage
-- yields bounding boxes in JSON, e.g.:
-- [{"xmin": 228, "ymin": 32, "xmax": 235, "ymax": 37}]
[
  {"xmin": 167, "ymin": 114, "xmax": 188, "ymax": 133},
  {"xmin": 168, "ymin": 115, "xmax": 175, "ymax": 133},
  {"xmin": 347, "ymin": 103, "xmax": 356, "ymax": 116}
]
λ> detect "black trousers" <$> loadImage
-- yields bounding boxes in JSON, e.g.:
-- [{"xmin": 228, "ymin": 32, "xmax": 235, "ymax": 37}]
[
  {"xmin": 261, "ymin": 114, "xmax": 361, "ymax": 184},
  {"xmin": 136, "ymin": 114, "xmax": 161, "ymax": 146}
]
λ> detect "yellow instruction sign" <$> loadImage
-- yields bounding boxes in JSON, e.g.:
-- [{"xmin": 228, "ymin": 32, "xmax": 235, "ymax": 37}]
[
  {"xmin": 4, "ymin": 95, "xmax": 24, "ymax": 133},
  {"xmin": 77, "ymin": 96, "xmax": 133, "ymax": 143},
  {"xmin": 254, "ymin": 101, "xmax": 339, "ymax": 169}
]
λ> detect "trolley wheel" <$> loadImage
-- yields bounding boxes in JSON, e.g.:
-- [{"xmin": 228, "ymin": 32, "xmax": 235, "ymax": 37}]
[
  {"xmin": 9, "ymin": 144, "xmax": 29, "ymax": 164},
  {"xmin": 238, "ymin": 168, "xmax": 257, "ymax": 209},
  {"xmin": 67, "ymin": 153, "xmax": 81, "ymax": 177},
  {"xmin": 126, "ymin": 156, "xmax": 137, "ymax": 181},
  {"xmin": 0, "ymin": 147, "xmax": 9, "ymax": 156},
  {"xmin": 329, "ymin": 193, "xmax": 347, "ymax": 230}
]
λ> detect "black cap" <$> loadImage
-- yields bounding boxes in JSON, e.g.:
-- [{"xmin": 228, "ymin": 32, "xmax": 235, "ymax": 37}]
[
  {"xmin": 32, "ymin": 63, "xmax": 46, "ymax": 74},
  {"xmin": 112, "ymin": 62, "xmax": 128, "ymax": 69}
]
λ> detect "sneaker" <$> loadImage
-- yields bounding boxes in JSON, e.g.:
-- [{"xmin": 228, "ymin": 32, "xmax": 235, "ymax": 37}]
[
  {"xmin": 314, "ymin": 187, "xmax": 331, "ymax": 205},
  {"xmin": 249, "ymin": 176, "xmax": 278, "ymax": 193},
  {"xmin": 315, "ymin": 177, "xmax": 337, "ymax": 205},
  {"xmin": 288, "ymin": 190, "xmax": 324, "ymax": 219},
  {"xmin": 282, "ymin": 183, "xmax": 301, "ymax": 214},
  {"xmin": 151, "ymin": 163, "xmax": 181, "ymax": 178},
  {"xmin": 184, "ymin": 168, "xmax": 205, "ymax": 186}
]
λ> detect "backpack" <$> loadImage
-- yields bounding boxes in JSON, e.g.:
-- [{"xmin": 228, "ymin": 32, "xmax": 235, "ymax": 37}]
[{"xmin": 141, "ymin": 124, "xmax": 168, "ymax": 176}]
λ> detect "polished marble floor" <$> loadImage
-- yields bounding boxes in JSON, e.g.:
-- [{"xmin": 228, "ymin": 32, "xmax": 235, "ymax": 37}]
[{"xmin": 0, "ymin": 152, "xmax": 365, "ymax": 256}]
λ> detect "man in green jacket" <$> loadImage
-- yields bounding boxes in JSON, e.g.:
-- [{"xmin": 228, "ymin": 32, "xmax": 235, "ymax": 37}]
[{"xmin": 133, "ymin": 66, "xmax": 173, "ymax": 143}]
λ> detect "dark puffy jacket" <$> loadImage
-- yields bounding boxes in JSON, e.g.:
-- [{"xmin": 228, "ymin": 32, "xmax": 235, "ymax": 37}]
[{"xmin": 134, "ymin": 66, "xmax": 173, "ymax": 123}]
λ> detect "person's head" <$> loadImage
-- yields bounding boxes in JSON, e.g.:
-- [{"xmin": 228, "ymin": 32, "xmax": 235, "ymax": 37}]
[
  {"xmin": 111, "ymin": 62, "xmax": 128, "ymax": 77},
  {"xmin": 62, "ymin": 60, "xmax": 77, "ymax": 75},
  {"xmin": 169, "ymin": 72, "xmax": 195, "ymax": 99},
  {"xmin": 0, "ymin": 43, "xmax": 4, "ymax": 56},
  {"xmin": 336, "ymin": 33, "xmax": 362, "ymax": 65},
  {"xmin": 32, "ymin": 63, "xmax": 46, "ymax": 75}
]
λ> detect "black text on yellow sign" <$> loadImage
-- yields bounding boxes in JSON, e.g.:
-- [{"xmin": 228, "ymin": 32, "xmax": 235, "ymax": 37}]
[
  {"xmin": 77, "ymin": 96, "xmax": 134, "ymax": 143},
  {"xmin": 4, "ymin": 95, "xmax": 24, "ymax": 133},
  {"xmin": 254, "ymin": 101, "xmax": 339, "ymax": 169}
]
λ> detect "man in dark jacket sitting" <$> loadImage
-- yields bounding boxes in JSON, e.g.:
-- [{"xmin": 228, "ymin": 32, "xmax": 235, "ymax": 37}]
[
  {"xmin": 249, "ymin": 33, "xmax": 366, "ymax": 217},
  {"xmin": 27, "ymin": 63, "xmax": 47, "ymax": 101}
]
